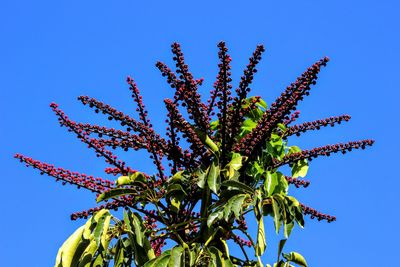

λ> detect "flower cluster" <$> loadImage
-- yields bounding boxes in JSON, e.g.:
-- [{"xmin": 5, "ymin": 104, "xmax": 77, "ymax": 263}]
[
  {"xmin": 74, "ymin": 123, "xmax": 146, "ymax": 151},
  {"xmin": 285, "ymin": 176, "xmax": 310, "ymax": 188},
  {"xmin": 164, "ymin": 98, "xmax": 206, "ymax": 167},
  {"xmin": 14, "ymin": 154, "xmax": 114, "ymax": 192},
  {"xmin": 170, "ymin": 43, "xmax": 210, "ymax": 132},
  {"xmin": 226, "ymin": 45, "xmax": 265, "ymax": 152},
  {"xmin": 50, "ymin": 102, "xmax": 129, "ymax": 174},
  {"xmin": 284, "ymin": 114, "xmax": 351, "ymax": 137},
  {"xmin": 301, "ymin": 204, "xmax": 336, "ymax": 223},
  {"xmin": 231, "ymin": 233, "xmax": 252, "ymax": 248},
  {"xmin": 274, "ymin": 139, "xmax": 375, "ymax": 168},
  {"xmin": 213, "ymin": 41, "xmax": 233, "ymax": 162},
  {"xmin": 235, "ymin": 57, "xmax": 329, "ymax": 157},
  {"xmin": 15, "ymin": 42, "xmax": 374, "ymax": 262}
]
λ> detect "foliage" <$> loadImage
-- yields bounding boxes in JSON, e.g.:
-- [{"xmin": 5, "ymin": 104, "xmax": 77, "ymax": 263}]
[{"xmin": 15, "ymin": 42, "xmax": 374, "ymax": 266}]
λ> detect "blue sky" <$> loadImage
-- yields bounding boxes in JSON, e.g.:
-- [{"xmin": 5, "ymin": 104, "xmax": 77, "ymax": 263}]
[{"xmin": 1, "ymin": 0, "xmax": 398, "ymax": 266}]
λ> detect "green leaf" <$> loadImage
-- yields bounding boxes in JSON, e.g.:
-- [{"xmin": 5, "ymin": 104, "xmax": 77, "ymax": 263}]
[
  {"xmin": 277, "ymin": 239, "xmax": 287, "ymax": 262},
  {"xmin": 283, "ymin": 221, "xmax": 294, "ymax": 238},
  {"xmin": 210, "ymin": 119, "xmax": 219, "ymax": 131},
  {"xmin": 282, "ymin": 252, "xmax": 308, "ymax": 267},
  {"xmin": 56, "ymin": 210, "xmax": 112, "ymax": 267},
  {"xmin": 264, "ymin": 171, "xmax": 279, "ymax": 196},
  {"xmin": 113, "ymin": 238, "xmax": 133, "ymax": 267},
  {"xmin": 221, "ymin": 180, "xmax": 255, "ymax": 195},
  {"xmin": 207, "ymin": 159, "xmax": 220, "ymax": 195},
  {"xmin": 266, "ymin": 134, "xmax": 285, "ymax": 160},
  {"xmin": 195, "ymin": 168, "xmax": 207, "ymax": 189},
  {"xmin": 55, "ymin": 226, "xmax": 85, "ymax": 267},
  {"xmin": 264, "ymin": 172, "xmax": 288, "ymax": 196},
  {"xmin": 124, "ymin": 210, "xmax": 155, "ymax": 264},
  {"xmin": 223, "ymin": 194, "xmax": 249, "ymax": 221},
  {"xmin": 79, "ymin": 210, "xmax": 112, "ymax": 266},
  {"xmin": 168, "ymin": 246, "xmax": 184, "ymax": 267},
  {"xmin": 166, "ymin": 184, "xmax": 187, "ymax": 212},
  {"xmin": 225, "ymin": 153, "xmax": 244, "ymax": 179},
  {"xmin": 230, "ymin": 194, "xmax": 250, "ymax": 219},
  {"xmin": 97, "ymin": 188, "xmax": 140, "ymax": 203},
  {"xmin": 116, "ymin": 172, "xmax": 147, "ymax": 186},
  {"xmin": 256, "ymin": 98, "xmax": 267, "ymax": 109},
  {"xmin": 277, "ymin": 123, "xmax": 287, "ymax": 132},
  {"xmin": 240, "ymin": 119, "xmax": 258, "ymax": 136},
  {"xmin": 271, "ymin": 195, "xmax": 285, "ymax": 234},
  {"xmin": 194, "ymin": 129, "xmax": 220, "ymax": 156},
  {"xmin": 209, "ymin": 247, "xmax": 224, "ymax": 267},
  {"xmin": 207, "ymin": 209, "xmax": 224, "ymax": 227},
  {"xmin": 291, "ymin": 159, "xmax": 309, "ymax": 178},
  {"xmin": 168, "ymin": 171, "xmax": 187, "ymax": 183},
  {"xmin": 144, "ymin": 251, "xmax": 171, "ymax": 267},
  {"xmin": 254, "ymin": 191, "xmax": 266, "ymax": 256},
  {"xmin": 286, "ymin": 196, "xmax": 304, "ymax": 228}
]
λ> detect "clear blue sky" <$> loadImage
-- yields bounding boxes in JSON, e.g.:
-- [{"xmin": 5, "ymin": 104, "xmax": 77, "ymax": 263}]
[{"xmin": 1, "ymin": 0, "xmax": 398, "ymax": 266}]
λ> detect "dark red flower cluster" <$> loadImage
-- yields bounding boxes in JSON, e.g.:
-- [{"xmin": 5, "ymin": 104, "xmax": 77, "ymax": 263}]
[
  {"xmin": 274, "ymin": 139, "xmax": 375, "ymax": 168},
  {"xmin": 226, "ymin": 45, "xmax": 265, "ymax": 152},
  {"xmin": 74, "ymin": 123, "xmax": 146, "ymax": 151},
  {"xmin": 151, "ymin": 237, "xmax": 167, "ymax": 257},
  {"xmin": 283, "ymin": 110, "xmax": 301, "ymax": 125},
  {"xmin": 169, "ymin": 43, "xmax": 210, "ymax": 132},
  {"xmin": 235, "ymin": 57, "xmax": 329, "ymax": 157},
  {"xmin": 50, "ymin": 102, "xmax": 129, "ymax": 175},
  {"xmin": 301, "ymin": 204, "xmax": 336, "ymax": 223},
  {"xmin": 77, "ymin": 96, "xmax": 168, "ymax": 179},
  {"xmin": 284, "ymin": 114, "xmax": 351, "ymax": 138},
  {"xmin": 213, "ymin": 41, "xmax": 233, "ymax": 162},
  {"xmin": 14, "ymin": 154, "xmax": 114, "ymax": 192},
  {"xmin": 15, "ymin": 42, "xmax": 375, "ymax": 253},
  {"xmin": 231, "ymin": 233, "xmax": 252, "ymax": 247},
  {"xmin": 164, "ymin": 98, "xmax": 206, "ymax": 167},
  {"xmin": 285, "ymin": 176, "xmax": 310, "ymax": 188}
]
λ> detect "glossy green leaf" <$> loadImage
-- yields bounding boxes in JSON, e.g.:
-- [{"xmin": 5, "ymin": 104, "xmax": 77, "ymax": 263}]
[
  {"xmin": 240, "ymin": 118, "xmax": 258, "ymax": 136},
  {"xmin": 230, "ymin": 194, "xmax": 250, "ymax": 219},
  {"xmin": 116, "ymin": 172, "xmax": 147, "ymax": 186},
  {"xmin": 207, "ymin": 159, "xmax": 220, "ymax": 195},
  {"xmin": 283, "ymin": 221, "xmax": 294, "ymax": 238},
  {"xmin": 282, "ymin": 252, "xmax": 308, "ymax": 267},
  {"xmin": 271, "ymin": 195, "xmax": 285, "ymax": 234},
  {"xmin": 291, "ymin": 159, "xmax": 309, "ymax": 178},
  {"xmin": 97, "ymin": 188, "xmax": 140, "ymax": 203},
  {"xmin": 113, "ymin": 238, "xmax": 133, "ymax": 267},
  {"xmin": 254, "ymin": 191, "xmax": 266, "ymax": 256},
  {"xmin": 221, "ymin": 180, "xmax": 255, "ymax": 195},
  {"xmin": 209, "ymin": 247, "xmax": 225, "ymax": 267},
  {"xmin": 265, "ymin": 172, "xmax": 288, "ymax": 196},
  {"xmin": 223, "ymin": 194, "xmax": 249, "ymax": 221},
  {"xmin": 168, "ymin": 246, "xmax": 184, "ymax": 267},
  {"xmin": 196, "ymin": 168, "xmax": 207, "ymax": 189},
  {"xmin": 144, "ymin": 251, "xmax": 171, "ymax": 267},
  {"xmin": 166, "ymin": 184, "xmax": 187, "ymax": 212},
  {"xmin": 277, "ymin": 239, "xmax": 287, "ymax": 262},
  {"xmin": 207, "ymin": 209, "xmax": 224, "ymax": 227},
  {"xmin": 225, "ymin": 153, "xmax": 243, "ymax": 179},
  {"xmin": 55, "ymin": 226, "xmax": 85, "ymax": 267}
]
